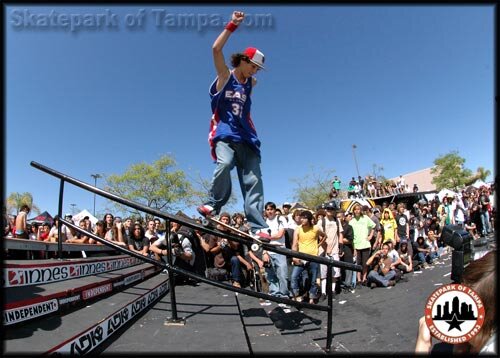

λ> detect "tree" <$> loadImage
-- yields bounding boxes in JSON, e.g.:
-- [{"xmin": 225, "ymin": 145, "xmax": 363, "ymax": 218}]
[
  {"xmin": 104, "ymin": 155, "xmax": 195, "ymax": 221},
  {"xmin": 6, "ymin": 192, "xmax": 40, "ymax": 216},
  {"xmin": 463, "ymin": 166, "xmax": 492, "ymax": 186},
  {"xmin": 430, "ymin": 151, "xmax": 473, "ymax": 191},
  {"xmin": 291, "ymin": 166, "xmax": 335, "ymax": 210}
]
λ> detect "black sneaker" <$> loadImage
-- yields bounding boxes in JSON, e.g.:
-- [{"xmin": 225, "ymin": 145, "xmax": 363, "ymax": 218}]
[{"xmin": 370, "ymin": 282, "xmax": 377, "ymax": 289}]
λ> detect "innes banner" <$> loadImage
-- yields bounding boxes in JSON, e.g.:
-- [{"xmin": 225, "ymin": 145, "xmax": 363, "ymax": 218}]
[
  {"xmin": 4, "ymin": 299, "xmax": 58, "ymax": 325},
  {"xmin": 5, "ymin": 257, "xmax": 142, "ymax": 287},
  {"xmin": 49, "ymin": 282, "xmax": 168, "ymax": 355}
]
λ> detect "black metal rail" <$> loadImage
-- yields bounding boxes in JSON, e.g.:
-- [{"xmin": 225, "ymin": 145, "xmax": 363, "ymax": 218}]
[{"xmin": 31, "ymin": 160, "xmax": 362, "ymax": 352}]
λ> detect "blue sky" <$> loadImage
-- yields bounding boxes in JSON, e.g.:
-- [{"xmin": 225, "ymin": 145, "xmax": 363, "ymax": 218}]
[{"xmin": 5, "ymin": 5, "xmax": 495, "ymax": 219}]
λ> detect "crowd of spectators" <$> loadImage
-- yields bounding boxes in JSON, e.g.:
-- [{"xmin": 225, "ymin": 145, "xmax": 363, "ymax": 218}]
[
  {"xmin": 4, "ymin": 182, "xmax": 495, "ymax": 302},
  {"xmin": 333, "ymin": 174, "xmax": 416, "ymax": 199}
]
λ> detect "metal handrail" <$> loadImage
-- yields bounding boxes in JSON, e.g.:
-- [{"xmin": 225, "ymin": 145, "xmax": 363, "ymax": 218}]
[{"xmin": 31, "ymin": 160, "xmax": 362, "ymax": 352}]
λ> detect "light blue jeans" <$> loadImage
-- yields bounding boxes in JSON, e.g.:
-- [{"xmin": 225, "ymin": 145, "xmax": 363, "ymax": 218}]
[
  {"xmin": 265, "ymin": 253, "xmax": 289, "ymax": 297},
  {"xmin": 367, "ymin": 269, "xmax": 396, "ymax": 287},
  {"xmin": 291, "ymin": 262, "xmax": 319, "ymax": 299},
  {"xmin": 480, "ymin": 211, "xmax": 491, "ymax": 235},
  {"xmin": 206, "ymin": 141, "xmax": 267, "ymax": 231}
]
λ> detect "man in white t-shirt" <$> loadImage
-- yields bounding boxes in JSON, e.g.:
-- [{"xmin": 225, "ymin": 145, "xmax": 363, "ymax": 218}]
[
  {"xmin": 316, "ymin": 202, "xmax": 344, "ymax": 300},
  {"xmin": 263, "ymin": 201, "xmax": 289, "ymax": 298}
]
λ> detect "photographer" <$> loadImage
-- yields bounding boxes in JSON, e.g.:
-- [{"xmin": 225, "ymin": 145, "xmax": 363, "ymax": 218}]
[
  {"xmin": 366, "ymin": 242, "xmax": 397, "ymax": 288},
  {"xmin": 150, "ymin": 225, "xmax": 196, "ymax": 277}
]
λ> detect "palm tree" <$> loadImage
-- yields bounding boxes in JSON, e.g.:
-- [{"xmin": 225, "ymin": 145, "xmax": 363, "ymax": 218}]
[
  {"xmin": 5, "ymin": 192, "xmax": 40, "ymax": 215},
  {"xmin": 464, "ymin": 167, "xmax": 491, "ymax": 186}
]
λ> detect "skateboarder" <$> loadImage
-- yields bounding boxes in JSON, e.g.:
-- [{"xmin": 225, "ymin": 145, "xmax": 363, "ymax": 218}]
[{"xmin": 197, "ymin": 10, "xmax": 270, "ymax": 241}]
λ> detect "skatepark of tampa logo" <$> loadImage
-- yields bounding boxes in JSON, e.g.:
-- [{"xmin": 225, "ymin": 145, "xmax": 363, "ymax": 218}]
[{"xmin": 424, "ymin": 283, "xmax": 485, "ymax": 344}]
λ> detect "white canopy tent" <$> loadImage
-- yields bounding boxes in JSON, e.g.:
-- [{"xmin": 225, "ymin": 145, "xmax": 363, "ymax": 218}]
[
  {"xmin": 472, "ymin": 179, "xmax": 489, "ymax": 189},
  {"xmin": 71, "ymin": 209, "xmax": 98, "ymax": 226},
  {"xmin": 437, "ymin": 188, "xmax": 458, "ymax": 201}
]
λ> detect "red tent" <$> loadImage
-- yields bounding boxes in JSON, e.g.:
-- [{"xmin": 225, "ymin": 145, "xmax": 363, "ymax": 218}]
[{"xmin": 28, "ymin": 211, "xmax": 54, "ymax": 225}]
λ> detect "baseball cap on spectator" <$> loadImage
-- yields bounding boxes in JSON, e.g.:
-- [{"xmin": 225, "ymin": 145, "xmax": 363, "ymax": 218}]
[
  {"xmin": 243, "ymin": 47, "xmax": 265, "ymax": 69},
  {"xmin": 64, "ymin": 213, "xmax": 72, "ymax": 218},
  {"xmin": 283, "ymin": 202, "xmax": 291, "ymax": 208}
]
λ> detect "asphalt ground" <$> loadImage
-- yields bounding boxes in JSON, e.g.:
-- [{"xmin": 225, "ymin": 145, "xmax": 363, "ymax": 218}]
[{"xmin": 96, "ymin": 247, "xmax": 479, "ymax": 355}]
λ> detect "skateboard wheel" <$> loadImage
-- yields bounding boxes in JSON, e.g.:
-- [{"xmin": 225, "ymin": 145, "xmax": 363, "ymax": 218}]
[
  {"xmin": 201, "ymin": 219, "xmax": 210, "ymax": 227},
  {"xmin": 251, "ymin": 243, "xmax": 260, "ymax": 252}
]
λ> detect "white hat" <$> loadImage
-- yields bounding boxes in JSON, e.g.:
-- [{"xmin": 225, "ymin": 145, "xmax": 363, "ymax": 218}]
[{"xmin": 243, "ymin": 47, "xmax": 265, "ymax": 69}]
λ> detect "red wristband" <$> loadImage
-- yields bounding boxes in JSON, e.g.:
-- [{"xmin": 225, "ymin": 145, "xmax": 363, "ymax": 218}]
[{"xmin": 225, "ymin": 22, "xmax": 238, "ymax": 32}]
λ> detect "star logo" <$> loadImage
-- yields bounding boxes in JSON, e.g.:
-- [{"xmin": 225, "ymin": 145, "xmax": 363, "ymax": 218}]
[{"xmin": 445, "ymin": 314, "xmax": 464, "ymax": 332}]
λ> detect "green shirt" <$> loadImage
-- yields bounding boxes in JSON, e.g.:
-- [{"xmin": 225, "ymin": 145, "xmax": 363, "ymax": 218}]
[{"xmin": 349, "ymin": 215, "xmax": 376, "ymax": 250}]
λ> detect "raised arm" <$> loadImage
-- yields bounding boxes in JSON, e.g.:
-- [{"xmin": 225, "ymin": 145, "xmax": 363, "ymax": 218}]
[{"xmin": 213, "ymin": 11, "xmax": 245, "ymax": 91}]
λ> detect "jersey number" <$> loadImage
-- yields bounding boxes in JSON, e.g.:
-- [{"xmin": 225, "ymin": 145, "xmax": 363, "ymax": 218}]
[{"xmin": 231, "ymin": 103, "xmax": 241, "ymax": 116}]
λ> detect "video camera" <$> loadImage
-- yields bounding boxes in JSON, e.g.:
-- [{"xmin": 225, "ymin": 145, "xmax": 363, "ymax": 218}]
[{"xmin": 441, "ymin": 225, "xmax": 491, "ymax": 283}]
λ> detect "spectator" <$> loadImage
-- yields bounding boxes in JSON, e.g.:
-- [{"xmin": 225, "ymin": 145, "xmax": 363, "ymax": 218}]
[
  {"xmin": 66, "ymin": 220, "xmax": 90, "ymax": 244},
  {"xmin": 262, "ymin": 202, "xmax": 289, "ymax": 298},
  {"xmin": 316, "ymin": 202, "xmax": 343, "ymax": 300},
  {"xmin": 395, "ymin": 203, "xmax": 410, "ymax": 248},
  {"xmin": 332, "ymin": 176, "xmax": 341, "ymax": 193},
  {"xmin": 89, "ymin": 220, "xmax": 106, "ymax": 244},
  {"xmin": 366, "ymin": 242, "xmax": 397, "ymax": 288},
  {"xmin": 291, "ymin": 210, "xmax": 326, "ymax": 303},
  {"xmin": 154, "ymin": 218, "xmax": 166, "ymax": 239},
  {"xmin": 414, "ymin": 236, "xmax": 432, "ymax": 269},
  {"xmin": 413, "ymin": 184, "xmax": 419, "ymax": 193},
  {"xmin": 122, "ymin": 217, "xmax": 133, "ymax": 243},
  {"xmin": 380, "ymin": 208, "xmax": 398, "ymax": 243},
  {"xmin": 425, "ymin": 230, "xmax": 441, "ymax": 259},
  {"xmin": 103, "ymin": 213, "xmax": 114, "ymax": 239},
  {"xmin": 396, "ymin": 241, "xmax": 413, "ymax": 274},
  {"xmin": 478, "ymin": 189, "xmax": 492, "ymax": 235},
  {"xmin": 369, "ymin": 207, "xmax": 382, "ymax": 250},
  {"xmin": 28, "ymin": 223, "xmax": 38, "ymax": 240},
  {"xmin": 233, "ymin": 212, "xmax": 249, "ymax": 233},
  {"xmin": 349, "ymin": 203, "xmax": 376, "ymax": 286},
  {"xmin": 358, "ymin": 176, "xmax": 365, "ymax": 197},
  {"xmin": 37, "ymin": 222, "xmax": 51, "ymax": 241},
  {"xmin": 339, "ymin": 211, "xmax": 355, "ymax": 292},
  {"xmin": 47, "ymin": 216, "xmax": 62, "ymax": 243},
  {"xmin": 367, "ymin": 181, "xmax": 376, "ymax": 198},
  {"xmin": 144, "ymin": 219, "xmax": 158, "ymax": 244},
  {"xmin": 464, "ymin": 217, "xmax": 480, "ymax": 240},
  {"xmin": 127, "ymin": 224, "xmax": 150, "ymax": 256},
  {"xmin": 202, "ymin": 212, "xmax": 251, "ymax": 288},
  {"xmin": 14, "ymin": 204, "xmax": 30, "ymax": 239}
]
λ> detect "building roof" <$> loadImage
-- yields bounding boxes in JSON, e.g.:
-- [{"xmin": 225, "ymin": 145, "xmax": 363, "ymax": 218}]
[{"xmin": 390, "ymin": 167, "xmax": 437, "ymax": 192}]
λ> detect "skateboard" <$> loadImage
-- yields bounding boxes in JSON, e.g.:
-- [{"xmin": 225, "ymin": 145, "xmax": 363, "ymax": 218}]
[{"xmin": 201, "ymin": 216, "xmax": 270, "ymax": 251}]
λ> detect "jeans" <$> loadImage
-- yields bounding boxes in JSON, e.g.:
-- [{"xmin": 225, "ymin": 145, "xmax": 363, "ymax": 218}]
[
  {"xmin": 291, "ymin": 262, "xmax": 319, "ymax": 299},
  {"xmin": 367, "ymin": 269, "xmax": 396, "ymax": 287},
  {"xmin": 342, "ymin": 245, "xmax": 354, "ymax": 288},
  {"xmin": 265, "ymin": 253, "xmax": 289, "ymax": 297},
  {"xmin": 480, "ymin": 211, "xmax": 491, "ymax": 235},
  {"xmin": 230, "ymin": 255, "xmax": 242, "ymax": 283},
  {"xmin": 206, "ymin": 141, "xmax": 268, "ymax": 231}
]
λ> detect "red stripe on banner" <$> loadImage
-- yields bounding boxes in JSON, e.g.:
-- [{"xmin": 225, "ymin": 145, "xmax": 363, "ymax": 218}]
[{"xmin": 5, "ymin": 255, "xmax": 131, "ymax": 269}]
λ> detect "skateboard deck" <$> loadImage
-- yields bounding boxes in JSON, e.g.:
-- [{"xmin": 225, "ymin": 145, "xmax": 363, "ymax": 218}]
[{"xmin": 201, "ymin": 217, "xmax": 270, "ymax": 250}]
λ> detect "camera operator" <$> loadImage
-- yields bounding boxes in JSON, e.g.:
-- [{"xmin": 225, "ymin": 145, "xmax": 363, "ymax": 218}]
[{"xmin": 150, "ymin": 225, "xmax": 196, "ymax": 281}]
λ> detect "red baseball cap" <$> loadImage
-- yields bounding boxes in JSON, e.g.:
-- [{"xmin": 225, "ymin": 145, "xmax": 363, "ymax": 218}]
[{"xmin": 243, "ymin": 47, "xmax": 265, "ymax": 69}]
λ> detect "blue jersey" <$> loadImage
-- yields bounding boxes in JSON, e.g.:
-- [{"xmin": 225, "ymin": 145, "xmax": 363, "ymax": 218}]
[{"xmin": 208, "ymin": 71, "xmax": 261, "ymax": 161}]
